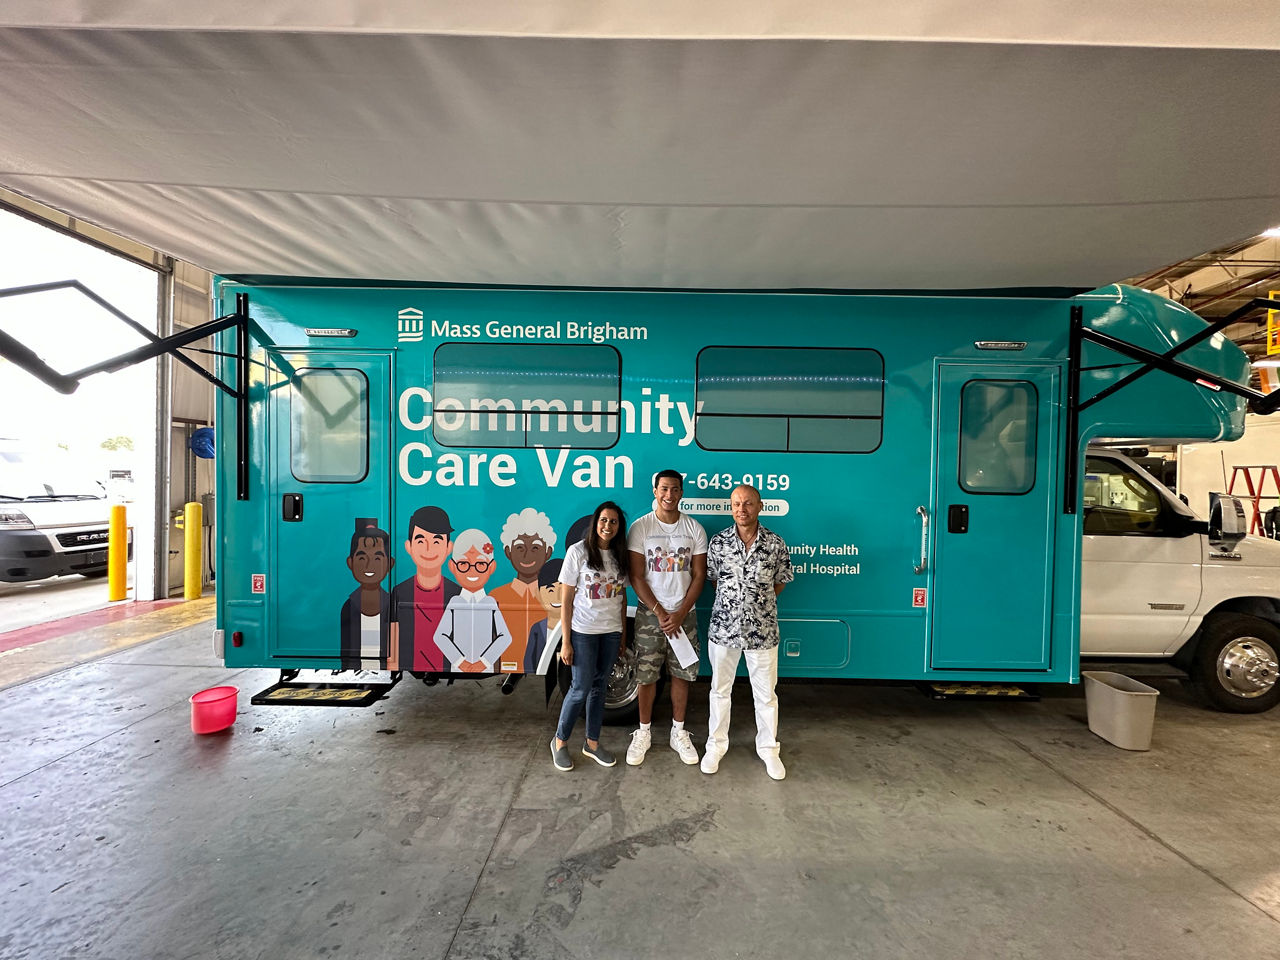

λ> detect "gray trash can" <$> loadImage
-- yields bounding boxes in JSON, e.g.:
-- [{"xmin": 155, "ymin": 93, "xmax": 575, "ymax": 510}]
[{"xmin": 1082, "ymin": 671, "xmax": 1159, "ymax": 750}]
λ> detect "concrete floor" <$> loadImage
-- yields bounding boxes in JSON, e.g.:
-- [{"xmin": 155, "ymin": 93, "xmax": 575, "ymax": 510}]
[
  {"xmin": 0, "ymin": 574, "xmax": 113, "ymax": 632},
  {"xmin": 2, "ymin": 625, "xmax": 1279, "ymax": 960}
]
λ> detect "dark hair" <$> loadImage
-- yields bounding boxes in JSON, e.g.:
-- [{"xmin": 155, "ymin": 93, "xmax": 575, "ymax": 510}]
[
  {"xmin": 653, "ymin": 469, "xmax": 683, "ymax": 489},
  {"xmin": 538, "ymin": 558, "xmax": 564, "ymax": 589},
  {"xmin": 349, "ymin": 517, "xmax": 391, "ymax": 556},
  {"xmin": 407, "ymin": 505, "xmax": 452, "ymax": 541},
  {"xmin": 583, "ymin": 501, "xmax": 628, "ymax": 572}
]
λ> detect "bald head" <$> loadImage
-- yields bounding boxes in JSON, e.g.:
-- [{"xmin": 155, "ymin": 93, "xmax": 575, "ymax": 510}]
[{"xmin": 730, "ymin": 484, "xmax": 763, "ymax": 535}]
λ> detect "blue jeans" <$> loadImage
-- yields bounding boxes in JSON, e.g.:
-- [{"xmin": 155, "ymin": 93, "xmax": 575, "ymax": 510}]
[{"xmin": 555, "ymin": 630, "xmax": 622, "ymax": 743}]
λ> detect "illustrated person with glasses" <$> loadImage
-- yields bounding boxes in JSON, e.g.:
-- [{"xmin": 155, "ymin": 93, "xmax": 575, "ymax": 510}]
[{"xmin": 433, "ymin": 528, "xmax": 513, "ymax": 673}]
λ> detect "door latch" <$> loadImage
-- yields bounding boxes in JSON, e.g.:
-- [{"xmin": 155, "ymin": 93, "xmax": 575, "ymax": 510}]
[
  {"xmin": 282, "ymin": 493, "xmax": 303, "ymax": 522},
  {"xmin": 947, "ymin": 504, "xmax": 969, "ymax": 534}
]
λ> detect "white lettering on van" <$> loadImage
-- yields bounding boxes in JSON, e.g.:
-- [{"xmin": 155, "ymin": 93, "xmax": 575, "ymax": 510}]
[
  {"xmin": 399, "ymin": 388, "xmax": 432, "ymax": 431},
  {"xmin": 536, "ymin": 447, "xmax": 571, "ymax": 486},
  {"xmin": 400, "ymin": 442, "xmax": 432, "ymax": 485}
]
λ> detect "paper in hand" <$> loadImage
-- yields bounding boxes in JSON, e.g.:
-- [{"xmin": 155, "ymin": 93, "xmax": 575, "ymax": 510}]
[{"xmin": 668, "ymin": 627, "xmax": 700, "ymax": 669}]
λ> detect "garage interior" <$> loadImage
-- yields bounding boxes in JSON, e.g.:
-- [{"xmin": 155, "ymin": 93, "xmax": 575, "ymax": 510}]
[{"xmin": 2, "ymin": 6, "xmax": 1280, "ymax": 959}]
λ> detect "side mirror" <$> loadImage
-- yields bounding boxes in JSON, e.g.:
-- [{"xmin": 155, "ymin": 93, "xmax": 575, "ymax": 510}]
[{"xmin": 1208, "ymin": 493, "xmax": 1247, "ymax": 551}]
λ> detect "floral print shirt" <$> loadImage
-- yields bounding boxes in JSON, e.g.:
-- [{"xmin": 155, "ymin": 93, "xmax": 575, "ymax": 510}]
[{"xmin": 706, "ymin": 524, "xmax": 795, "ymax": 649}]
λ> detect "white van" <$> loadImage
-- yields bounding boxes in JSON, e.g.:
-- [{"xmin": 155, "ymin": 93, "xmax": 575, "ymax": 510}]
[
  {"xmin": 1081, "ymin": 448, "xmax": 1278, "ymax": 713},
  {"xmin": 0, "ymin": 440, "xmax": 116, "ymax": 582}
]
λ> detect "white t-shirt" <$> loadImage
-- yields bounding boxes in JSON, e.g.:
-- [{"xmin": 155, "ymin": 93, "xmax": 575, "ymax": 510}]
[
  {"xmin": 559, "ymin": 541, "xmax": 629, "ymax": 635},
  {"xmin": 626, "ymin": 511, "xmax": 708, "ymax": 611},
  {"xmin": 360, "ymin": 613, "xmax": 381, "ymax": 658}
]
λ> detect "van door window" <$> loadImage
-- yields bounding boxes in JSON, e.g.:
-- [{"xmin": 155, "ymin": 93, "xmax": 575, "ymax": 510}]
[
  {"xmin": 289, "ymin": 368, "xmax": 369, "ymax": 483},
  {"xmin": 1082, "ymin": 457, "xmax": 1173, "ymax": 535},
  {"xmin": 958, "ymin": 380, "xmax": 1038, "ymax": 494}
]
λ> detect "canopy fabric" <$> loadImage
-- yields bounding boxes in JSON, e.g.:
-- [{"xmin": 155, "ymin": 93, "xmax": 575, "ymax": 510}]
[{"xmin": 2, "ymin": 5, "xmax": 1279, "ymax": 290}]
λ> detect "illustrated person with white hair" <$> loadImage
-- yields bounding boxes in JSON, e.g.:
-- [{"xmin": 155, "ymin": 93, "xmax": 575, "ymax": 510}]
[
  {"xmin": 491, "ymin": 507, "xmax": 557, "ymax": 673},
  {"xmin": 433, "ymin": 528, "xmax": 513, "ymax": 673}
]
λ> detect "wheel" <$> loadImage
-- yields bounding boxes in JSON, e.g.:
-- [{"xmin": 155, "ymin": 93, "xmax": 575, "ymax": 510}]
[
  {"xmin": 602, "ymin": 646, "xmax": 642, "ymax": 726},
  {"xmin": 1189, "ymin": 613, "xmax": 1280, "ymax": 713}
]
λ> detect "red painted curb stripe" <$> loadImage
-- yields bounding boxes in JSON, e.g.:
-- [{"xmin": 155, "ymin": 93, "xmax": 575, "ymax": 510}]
[{"xmin": 0, "ymin": 598, "xmax": 185, "ymax": 654}]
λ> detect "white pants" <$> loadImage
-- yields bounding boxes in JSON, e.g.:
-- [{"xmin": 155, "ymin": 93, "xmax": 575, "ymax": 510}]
[{"xmin": 706, "ymin": 643, "xmax": 780, "ymax": 759}]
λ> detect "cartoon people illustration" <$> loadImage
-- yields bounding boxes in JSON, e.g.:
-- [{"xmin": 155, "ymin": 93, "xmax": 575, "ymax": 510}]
[
  {"xmin": 490, "ymin": 508, "xmax": 557, "ymax": 672},
  {"xmin": 389, "ymin": 506, "xmax": 460, "ymax": 673},
  {"xmin": 339, "ymin": 518, "xmax": 394, "ymax": 670},
  {"xmin": 523, "ymin": 559, "xmax": 564, "ymax": 674},
  {"xmin": 434, "ymin": 529, "xmax": 513, "ymax": 672}
]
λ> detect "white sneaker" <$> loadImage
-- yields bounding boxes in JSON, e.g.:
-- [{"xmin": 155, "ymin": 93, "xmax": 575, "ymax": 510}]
[
  {"xmin": 763, "ymin": 755, "xmax": 786, "ymax": 780},
  {"xmin": 670, "ymin": 728, "xmax": 699, "ymax": 765},
  {"xmin": 700, "ymin": 750, "xmax": 722, "ymax": 775},
  {"xmin": 626, "ymin": 727, "xmax": 652, "ymax": 766}
]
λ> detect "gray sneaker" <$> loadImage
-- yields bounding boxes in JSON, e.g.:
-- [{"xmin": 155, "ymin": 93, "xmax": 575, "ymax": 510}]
[
  {"xmin": 582, "ymin": 742, "xmax": 617, "ymax": 767},
  {"xmin": 550, "ymin": 738, "xmax": 574, "ymax": 772}
]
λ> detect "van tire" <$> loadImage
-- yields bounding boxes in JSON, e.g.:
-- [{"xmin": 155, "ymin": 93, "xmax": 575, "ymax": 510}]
[{"xmin": 1189, "ymin": 613, "xmax": 1280, "ymax": 713}]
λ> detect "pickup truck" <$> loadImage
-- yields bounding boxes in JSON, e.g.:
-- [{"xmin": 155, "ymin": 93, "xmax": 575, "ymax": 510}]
[{"xmin": 1081, "ymin": 448, "xmax": 1278, "ymax": 713}]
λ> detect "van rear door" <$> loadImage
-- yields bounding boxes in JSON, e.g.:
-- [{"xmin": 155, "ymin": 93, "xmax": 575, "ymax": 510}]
[{"xmin": 929, "ymin": 363, "xmax": 1059, "ymax": 670}]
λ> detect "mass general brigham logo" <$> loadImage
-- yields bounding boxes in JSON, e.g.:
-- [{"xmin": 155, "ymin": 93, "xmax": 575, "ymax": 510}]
[{"xmin": 397, "ymin": 307, "xmax": 424, "ymax": 342}]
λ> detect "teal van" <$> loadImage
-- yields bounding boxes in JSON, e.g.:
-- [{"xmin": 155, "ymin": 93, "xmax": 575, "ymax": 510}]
[{"xmin": 210, "ymin": 282, "xmax": 1271, "ymax": 716}]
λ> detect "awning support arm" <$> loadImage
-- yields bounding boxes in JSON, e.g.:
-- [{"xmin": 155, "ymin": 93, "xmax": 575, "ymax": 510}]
[
  {"xmin": 0, "ymin": 284, "xmax": 253, "ymax": 500},
  {"xmin": 1063, "ymin": 296, "xmax": 1280, "ymax": 514}
]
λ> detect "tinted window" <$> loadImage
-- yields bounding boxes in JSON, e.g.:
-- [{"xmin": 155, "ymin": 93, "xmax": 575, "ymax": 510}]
[
  {"xmin": 433, "ymin": 343, "xmax": 620, "ymax": 449},
  {"xmin": 1083, "ymin": 456, "xmax": 1176, "ymax": 535},
  {"xmin": 959, "ymin": 380, "xmax": 1037, "ymax": 494},
  {"xmin": 290, "ymin": 368, "xmax": 368, "ymax": 482},
  {"xmin": 696, "ymin": 346, "xmax": 883, "ymax": 453}
]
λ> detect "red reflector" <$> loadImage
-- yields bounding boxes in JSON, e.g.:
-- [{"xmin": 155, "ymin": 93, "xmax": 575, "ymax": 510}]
[{"xmin": 232, "ymin": 631, "xmax": 244, "ymax": 647}]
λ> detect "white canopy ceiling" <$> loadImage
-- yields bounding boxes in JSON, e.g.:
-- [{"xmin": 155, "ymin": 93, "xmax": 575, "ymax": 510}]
[{"xmin": 2, "ymin": 3, "xmax": 1279, "ymax": 290}]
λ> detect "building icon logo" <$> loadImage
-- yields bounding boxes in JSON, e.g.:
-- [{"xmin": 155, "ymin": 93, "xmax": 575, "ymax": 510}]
[{"xmin": 398, "ymin": 308, "xmax": 424, "ymax": 342}]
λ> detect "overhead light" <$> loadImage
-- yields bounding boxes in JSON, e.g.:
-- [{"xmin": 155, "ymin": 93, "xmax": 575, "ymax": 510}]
[
  {"xmin": 1252, "ymin": 358, "xmax": 1280, "ymax": 367},
  {"xmin": 1264, "ymin": 226, "xmax": 1280, "ymax": 238}
]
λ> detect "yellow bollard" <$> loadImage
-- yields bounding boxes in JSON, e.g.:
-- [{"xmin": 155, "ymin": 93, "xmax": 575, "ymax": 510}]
[
  {"xmin": 108, "ymin": 504, "xmax": 128, "ymax": 601},
  {"xmin": 184, "ymin": 501, "xmax": 203, "ymax": 600}
]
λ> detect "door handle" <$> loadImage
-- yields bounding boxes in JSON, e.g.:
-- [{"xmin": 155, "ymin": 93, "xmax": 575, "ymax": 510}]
[
  {"xmin": 282, "ymin": 493, "xmax": 303, "ymax": 522},
  {"xmin": 914, "ymin": 506, "xmax": 929, "ymax": 574},
  {"xmin": 948, "ymin": 504, "xmax": 969, "ymax": 534}
]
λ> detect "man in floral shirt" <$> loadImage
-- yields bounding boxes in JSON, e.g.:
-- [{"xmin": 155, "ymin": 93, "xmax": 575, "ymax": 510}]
[{"xmin": 701, "ymin": 484, "xmax": 794, "ymax": 780}]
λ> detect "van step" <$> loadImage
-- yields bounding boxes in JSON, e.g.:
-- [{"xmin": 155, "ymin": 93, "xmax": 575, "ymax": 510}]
[
  {"xmin": 251, "ymin": 670, "xmax": 398, "ymax": 707},
  {"xmin": 919, "ymin": 682, "xmax": 1039, "ymax": 702}
]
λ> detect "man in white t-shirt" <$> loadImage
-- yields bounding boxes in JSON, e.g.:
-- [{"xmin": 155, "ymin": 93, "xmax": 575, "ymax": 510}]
[{"xmin": 625, "ymin": 469, "xmax": 708, "ymax": 766}]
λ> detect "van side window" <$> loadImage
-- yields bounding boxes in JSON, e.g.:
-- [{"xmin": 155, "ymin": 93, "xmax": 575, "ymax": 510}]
[
  {"xmin": 958, "ymin": 380, "xmax": 1038, "ymax": 494},
  {"xmin": 1082, "ymin": 457, "xmax": 1172, "ymax": 535},
  {"xmin": 289, "ymin": 368, "xmax": 369, "ymax": 483},
  {"xmin": 695, "ymin": 346, "xmax": 884, "ymax": 452},
  {"xmin": 432, "ymin": 343, "xmax": 620, "ymax": 449}
]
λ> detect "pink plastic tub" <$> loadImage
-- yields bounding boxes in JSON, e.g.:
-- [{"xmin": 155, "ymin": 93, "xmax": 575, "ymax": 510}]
[{"xmin": 190, "ymin": 685, "xmax": 238, "ymax": 734}]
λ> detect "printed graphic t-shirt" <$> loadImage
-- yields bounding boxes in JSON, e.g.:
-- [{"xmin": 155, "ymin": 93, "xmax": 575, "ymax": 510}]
[
  {"xmin": 559, "ymin": 541, "xmax": 629, "ymax": 635},
  {"xmin": 626, "ymin": 511, "xmax": 708, "ymax": 611}
]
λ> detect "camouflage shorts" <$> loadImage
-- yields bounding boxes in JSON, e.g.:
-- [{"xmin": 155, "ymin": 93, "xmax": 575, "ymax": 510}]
[{"xmin": 633, "ymin": 607, "xmax": 701, "ymax": 684}]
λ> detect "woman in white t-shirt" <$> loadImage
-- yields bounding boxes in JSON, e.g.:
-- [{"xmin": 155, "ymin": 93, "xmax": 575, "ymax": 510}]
[{"xmin": 550, "ymin": 501, "xmax": 630, "ymax": 771}]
